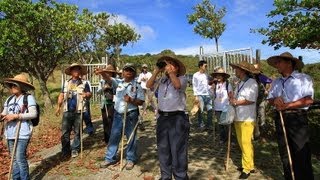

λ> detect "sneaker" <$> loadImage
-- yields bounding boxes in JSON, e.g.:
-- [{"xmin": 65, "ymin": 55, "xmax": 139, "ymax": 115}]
[
  {"xmin": 125, "ymin": 162, "xmax": 135, "ymax": 170},
  {"xmin": 237, "ymin": 167, "xmax": 255, "ymax": 173},
  {"xmin": 71, "ymin": 151, "xmax": 78, "ymax": 158},
  {"xmin": 100, "ymin": 161, "xmax": 116, "ymax": 168},
  {"xmin": 239, "ymin": 172, "xmax": 250, "ymax": 179}
]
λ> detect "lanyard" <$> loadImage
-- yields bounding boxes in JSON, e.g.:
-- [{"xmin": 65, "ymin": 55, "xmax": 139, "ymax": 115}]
[
  {"xmin": 280, "ymin": 76, "xmax": 292, "ymax": 99},
  {"xmin": 236, "ymin": 77, "xmax": 249, "ymax": 97}
]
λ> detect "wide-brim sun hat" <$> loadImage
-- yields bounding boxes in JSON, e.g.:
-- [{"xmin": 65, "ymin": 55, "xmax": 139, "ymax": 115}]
[
  {"xmin": 253, "ymin": 63, "xmax": 263, "ymax": 74},
  {"xmin": 211, "ymin": 67, "xmax": 230, "ymax": 78},
  {"xmin": 230, "ymin": 61, "xmax": 255, "ymax": 74},
  {"xmin": 102, "ymin": 64, "xmax": 117, "ymax": 73},
  {"xmin": 3, "ymin": 73, "xmax": 35, "ymax": 91},
  {"xmin": 266, "ymin": 52, "xmax": 304, "ymax": 70},
  {"xmin": 142, "ymin": 64, "xmax": 148, "ymax": 68},
  {"xmin": 65, "ymin": 63, "xmax": 87, "ymax": 75},
  {"xmin": 157, "ymin": 55, "xmax": 186, "ymax": 76}
]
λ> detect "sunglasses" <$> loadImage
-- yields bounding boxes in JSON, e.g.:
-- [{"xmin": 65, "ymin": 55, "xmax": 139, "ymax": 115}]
[{"xmin": 8, "ymin": 83, "xmax": 18, "ymax": 88}]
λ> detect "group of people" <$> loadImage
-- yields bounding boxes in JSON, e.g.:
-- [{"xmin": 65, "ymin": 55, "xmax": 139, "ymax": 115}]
[{"xmin": 0, "ymin": 52, "xmax": 315, "ymax": 180}]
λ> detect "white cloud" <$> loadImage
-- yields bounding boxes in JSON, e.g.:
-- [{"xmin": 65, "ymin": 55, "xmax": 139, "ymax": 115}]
[
  {"xmin": 110, "ymin": 14, "xmax": 156, "ymax": 40},
  {"xmin": 156, "ymin": 0, "xmax": 170, "ymax": 8},
  {"xmin": 233, "ymin": 0, "xmax": 259, "ymax": 16}
]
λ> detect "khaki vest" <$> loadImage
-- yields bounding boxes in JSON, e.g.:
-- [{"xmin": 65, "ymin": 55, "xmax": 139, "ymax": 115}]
[{"xmin": 62, "ymin": 79, "xmax": 87, "ymax": 112}]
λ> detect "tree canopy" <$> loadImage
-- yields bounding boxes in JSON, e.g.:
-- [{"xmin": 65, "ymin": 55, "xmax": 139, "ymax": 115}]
[
  {"xmin": 252, "ymin": 0, "xmax": 320, "ymax": 50},
  {"xmin": 187, "ymin": 0, "xmax": 226, "ymax": 52}
]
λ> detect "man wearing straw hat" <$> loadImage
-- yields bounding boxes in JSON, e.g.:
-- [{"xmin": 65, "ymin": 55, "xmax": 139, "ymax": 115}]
[
  {"xmin": 97, "ymin": 64, "xmax": 118, "ymax": 144},
  {"xmin": 98, "ymin": 63, "xmax": 144, "ymax": 170},
  {"xmin": 229, "ymin": 61, "xmax": 258, "ymax": 179},
  {"xmin": 1, "ymin": 73, "xmax": 38, "ymax": 180},
  {"xmin": 266, "ymin": 52, "xmax": 314, "ymax": 180},
  {"xmin": 55, "ymin": 63, "xmax": 92, "ymax": 159},
  {"xmin": 146, "ymin": 55, "xmax": 189, "ymax": 180}
]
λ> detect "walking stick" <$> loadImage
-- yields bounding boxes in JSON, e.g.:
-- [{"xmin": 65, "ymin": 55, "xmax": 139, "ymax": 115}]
[
  {"xmin": 279, "ymin": 111, "xmax": 295, "ymax": 180},
  {"xmin": 80, "ymin": 99, "xmax": 84, "ymax": 159},
  {"xmin": 225, "ymin": 124, "xmax": 231, "ymax": 171},
  {"xmin": 8, "ymin": 120, "xmax": 22, "ymax": 180},
  {"xmin": 119, "ymin": 102, "xmax": 128, "ymax": 171},
  {"xmin": 127, "ymin": 120, "xmax": 139, "ymax": 145}
]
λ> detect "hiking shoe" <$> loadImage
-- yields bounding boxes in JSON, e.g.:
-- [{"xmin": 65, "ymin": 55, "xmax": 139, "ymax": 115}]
[
  {"xmin": 71, "ymin": 151, "xmax": 79, "ymax": 158},
  {"xmin": 237, "ymin": 167, "xmax": 255, "ymax": 173},
  {"xmin": 125, "ymin": 162, "xmax": 135, "ymax": 170},
  {"xmin": 100, "ymin": 161, "xmax": 116, "ymax": 168},
  {"xmin": 239, "ymin": 172, "xmax": 250, "ymax": 179}
]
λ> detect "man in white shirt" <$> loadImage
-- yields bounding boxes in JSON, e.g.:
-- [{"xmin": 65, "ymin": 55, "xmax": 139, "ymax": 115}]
[
  {"xmin": 192, "ymin": 60, "xmax": 213, "ymax": 131},
  {"xmin": 137, "ymin": 64, "xmax": 157, "ymax": 130}
]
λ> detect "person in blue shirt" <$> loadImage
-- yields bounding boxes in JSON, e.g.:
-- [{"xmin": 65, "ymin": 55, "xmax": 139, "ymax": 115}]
[
  {"xmin": 98, "ymin": 63, "xmax": 144, "ymax": 170},
  {"xmin": 1, "ymin": 73, "xmax": 38, "ymax": 180},
  {"xmin": 55, "ymin": 63, "xmax": 92, "ymax": 159},
  {"xmin": 267, "ymin": 52, "xmax": 314, "ymax": 180}
]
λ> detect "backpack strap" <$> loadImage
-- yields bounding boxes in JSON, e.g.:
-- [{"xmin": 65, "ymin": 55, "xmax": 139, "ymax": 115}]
[
  {"xmin": 22, "ymin": 94, "xmax": 29, "ymax": 113},
  {"xmin": 6, "ymin": 95, "xmax": 15, "ymax": 107}
]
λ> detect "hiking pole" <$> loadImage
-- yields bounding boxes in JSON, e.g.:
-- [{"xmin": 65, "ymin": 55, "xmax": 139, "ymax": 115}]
[
  {"xmin": 80, "ymin": 99, "xmax": 84, "ymax": 159},
  {"xmin": 126, "ymin": 120, "xmax": 139, "ymax": 145},
  {"xmin": 279, "ymin": 111, "xmax": 295, "ymax": 180},
  {"xmin": 8, "ymin": 120, "xmax": 22, "ymax": 180},
  {"xmin": 119, "ymin": 102, "xmax": 128, "ymax": 171},
  {"xmin": 225, "ymin": 124, "xmax": 231, "ymax": 171}
]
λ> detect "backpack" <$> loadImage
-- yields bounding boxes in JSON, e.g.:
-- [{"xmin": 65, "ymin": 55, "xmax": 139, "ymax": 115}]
[{"xmin": 7, "ymin": 94, "xmax": 40, "ymax": 126}]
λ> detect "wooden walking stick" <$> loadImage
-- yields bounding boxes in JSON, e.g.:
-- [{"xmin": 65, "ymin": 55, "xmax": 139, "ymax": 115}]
[
  {"xmin": 126, "ymin": 120, "xmax": 139, "ymax": 145},
  {"xmin": 119, "ymin": 102, "xmax": 128, "ymax": 171},
  {"xmin": 8, "ymin": 120, "xmax": 22, "ymax": 180},
  {"xmin": 225, "ymin": 124, "xmax": 231, "ymax": 171},
  {"xmin": 80, "ymin": 100, "xmax": 84, "ymax": 159},
  {"xmin": 279, "ymin": 111, "xmax": 295, "ymax": 180}
]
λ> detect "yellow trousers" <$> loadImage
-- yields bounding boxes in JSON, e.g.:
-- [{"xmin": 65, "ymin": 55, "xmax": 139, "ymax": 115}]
[{"xmin": 234, "ymin": 121, "xmax": 255, "ymax": 174}]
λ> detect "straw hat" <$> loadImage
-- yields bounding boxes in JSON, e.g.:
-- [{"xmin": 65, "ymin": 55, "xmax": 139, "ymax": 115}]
[
  {"xmin": 157, "ymin": 56, "xmax": 186, "ymax": 76},
  {"xmin": 267, "ymin": 52, "xmax": 304, "ymax": 70},
  {"xmin": 211, "ymin": 67, "xmax": 230, "ymax": 78},
  {"xmin": 65, "ymin": 63, "xmax": 87, "ymax": 75},
  {"xmin": 4, "ymin": 73, "xmax": 35, "ymax": 91},
  {"xmin": 230, "ymin": 61, "xmax": 255, "ymax": 73},
  {"xmin": 253, "ymin": 63, "xmax": 263, "ymax": 74},
  {"xmin": 102, "ymin": 64, "xmax": 117, "ymax": 73},
  {"xmin": 142, "ymin": 64, "xmax": 148, "ymax": 68}
]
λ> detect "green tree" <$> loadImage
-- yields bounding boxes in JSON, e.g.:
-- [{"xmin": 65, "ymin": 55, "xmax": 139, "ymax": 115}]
[
  {"xmin": 104, "ymin": 22, "xmax": 141, "ymax": 68},
  {"xmin": 187, "ymin": 0, "xmax": 226, "ymax": 52},
  {"xmin": 252, "ymin": 0, "xmax": 320, "ymax": 50},
  {"xmin": 0, "ymin": 0, "xmax": 88, "ymax": 107}
]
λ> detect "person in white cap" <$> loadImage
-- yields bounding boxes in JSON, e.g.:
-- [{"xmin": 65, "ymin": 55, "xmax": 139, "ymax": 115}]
[{"xmin": 137, "ymin": 63, "xmax": 157, "ymax": 130}]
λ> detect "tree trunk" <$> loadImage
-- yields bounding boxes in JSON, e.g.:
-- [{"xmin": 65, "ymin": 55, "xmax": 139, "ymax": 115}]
[
  {"xmin": 215, "ymin": 37, "xmax": 219, "ymax": 53},
  {"xmin": 37, "ymin": 77, "xmax": 53, "ymax": 108}
]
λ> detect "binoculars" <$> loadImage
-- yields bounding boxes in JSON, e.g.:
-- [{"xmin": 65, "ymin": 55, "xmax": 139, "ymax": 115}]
[{"xmin": 156, "ymin": 61, "xmax": 167, "ymax": 69}]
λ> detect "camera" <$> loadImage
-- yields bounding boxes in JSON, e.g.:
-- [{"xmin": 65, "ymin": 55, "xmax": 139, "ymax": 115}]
[{"xmin": 156, "ymin": 61, "xmax": 167, "ymax": 69}]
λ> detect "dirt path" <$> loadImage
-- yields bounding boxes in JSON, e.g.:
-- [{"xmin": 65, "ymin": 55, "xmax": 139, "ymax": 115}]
[{"xmin": 27, "ymin": 116, "xmax": 316, "ymax": 180}]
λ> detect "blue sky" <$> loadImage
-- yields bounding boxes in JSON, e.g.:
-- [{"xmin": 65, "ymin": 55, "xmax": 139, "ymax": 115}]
[{"xmin": 58, "ymin": 0, "xmax": 319, "ymax": 64}]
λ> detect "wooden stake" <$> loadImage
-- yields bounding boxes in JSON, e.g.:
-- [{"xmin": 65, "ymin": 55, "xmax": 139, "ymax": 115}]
[
  {"xmin": 225, "ymin": 124, "xmax": 231, "ymax": 171},
  {"xmin": 119, "ymin": 103, "xmax": 128, "ymax": 171}
]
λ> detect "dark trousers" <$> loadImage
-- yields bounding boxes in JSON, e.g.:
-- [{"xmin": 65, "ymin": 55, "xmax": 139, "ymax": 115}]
[
  {"xmin": 157, "ymin": 113, "xmax": 190, "ymax": 180},
  {"xmin": 101, "ymin": 104, "xmax": 114, "ymax": 144},
  {"xmin": 274, "ymin": 111, "xmax": 314, "ymax": 180},
  {"xmin": 61, "ymin": 112, "xmax": 81, "ymax": 154}
]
